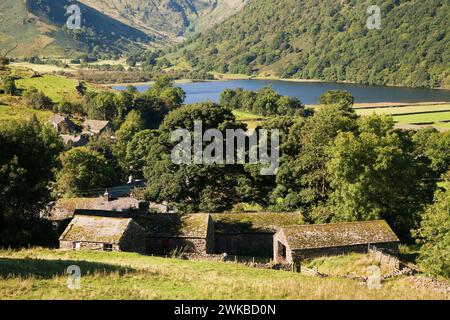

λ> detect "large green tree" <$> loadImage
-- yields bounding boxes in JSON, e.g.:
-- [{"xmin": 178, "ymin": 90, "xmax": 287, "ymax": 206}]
[
  {"xmin": 414, "ymin": 171, "xmax": 450, "ymax": 278},
  {"xmin": 144, "ymin": 103, "xmax": 249, "ymax": 213},
  {"xmin": 0, "ymin": 119, "xmax": 63, "ymax": 247},
  {"xmin": 326, "ymin": 115, "xmax": 434, "ymax": 239},
  {"xmin": 272, "ymin": 102, "xmax": 358, "ymax": 213},
  {"xmin": 56, "ymin": 147, "xmax": 118, "ymax": 197}
]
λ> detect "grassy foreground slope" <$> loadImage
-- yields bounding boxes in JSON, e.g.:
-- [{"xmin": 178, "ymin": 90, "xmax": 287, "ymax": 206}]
[
  {"xmin": 175, "ymin": 0, "xmax": 450, "ymax": 89},
  {"xmin": 0, "ymin": 249, "xmax": 448, "ymax": 300}
]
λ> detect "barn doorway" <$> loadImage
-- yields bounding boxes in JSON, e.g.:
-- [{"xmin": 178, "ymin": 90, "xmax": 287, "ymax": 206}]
[{"xmin": 277, "ymin": 241, "xmax": 287, "ymax": 260}]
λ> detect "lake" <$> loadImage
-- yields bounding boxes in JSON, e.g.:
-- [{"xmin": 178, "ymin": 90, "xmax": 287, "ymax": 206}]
[{"xmin": 113, "ymin": 80, "xmax": 450, "ymax": 105}]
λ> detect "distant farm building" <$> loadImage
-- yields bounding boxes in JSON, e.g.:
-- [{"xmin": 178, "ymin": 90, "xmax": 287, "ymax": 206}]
[
  {"xmin": 139, "ymin": 214, "xmax": 215, "ymax": 255},
  {"xmin": 273, "ymin": 220, "xmax": 400, "ymax": 264},
  {"xmin": 211, "ymin": 213, "xmax": 303, "ymax": 257},
  {"xmin": 46, "ymin": 195, "xmax": 148, "ymax": 222},
  {"xmin": 59, "ymin": 215, "xmax": 146, "ymax": 253},
  {"xmin": 83, "ymin": 119, "xmax": 113, "ymax": 135},
  {"xmin": 48, "ymin": 115, "xmax": 76, "ymax": 134}
]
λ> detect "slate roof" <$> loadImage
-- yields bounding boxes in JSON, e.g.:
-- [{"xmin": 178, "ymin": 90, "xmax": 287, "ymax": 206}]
[
  {"xmin": 278, "ymin": 220, "xmax": 400, "ymax": 250},
  {"xmin": 48, "ymin": 196, "xmax": 144, "ymax": 221},
  {"xmin": 48, "ymin": 114, "xmax": 67, "ymax": 125},
  {"xmin": 138, "ymin": 214, "xmax": 211, "ymax": 238},
  {"xmin": 83, "ymin": 119, "xmax": 111, "ymax": 134},
  {"xmin": 211, "ymin": 213, "xmax": 303, "ymax": 234},
  {"xmin": 59, "ymin": 215, "xmax": 134, "ymax": 244}
]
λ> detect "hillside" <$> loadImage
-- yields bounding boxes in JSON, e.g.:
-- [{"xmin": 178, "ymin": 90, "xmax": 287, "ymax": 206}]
[
  {"xmin": 78, "ymin": 0, "xmax": 248, "ymax": 39},
  {"xmin": 0, "ymin": 0, "xmax": 157, "ymax": 58},
  {"xmin": 172, "ymin": 0, "xmax": 450, "ymax": 89},
  {"xmin": 0, "ymin": 248, "xmax": 448, "ymax": 299}
]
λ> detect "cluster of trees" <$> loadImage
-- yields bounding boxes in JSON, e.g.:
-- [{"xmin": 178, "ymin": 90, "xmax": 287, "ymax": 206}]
[
  {"xmin": 1, "ymin": 84, "xmax": 448, "ymax": 277},
  {"xmin": 220, "ymin": 87, "xmax": 308, "ymax": 116},
  {"xmin": 179, "ymin": 0, "xmax": 449, "ymax": 88}
]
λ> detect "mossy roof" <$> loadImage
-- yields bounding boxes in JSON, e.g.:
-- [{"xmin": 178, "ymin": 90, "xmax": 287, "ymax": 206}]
[
  {"xmin": 211, "ymin": 212, "xmax": 304, "ymax": 234},
  {"xmin": 59, "ymin": 215, "xmax": 133, "ymax": 244},
  {"xmin": 137, "ymin": 214, "xmax": 210, "ymax": 238},
  {"xmin": 279, "ymin": 220, "xmax": 400, "ymax": 250}
]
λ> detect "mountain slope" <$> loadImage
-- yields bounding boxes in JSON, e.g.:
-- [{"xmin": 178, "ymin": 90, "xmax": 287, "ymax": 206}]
[
  {"xmin": 78, "ymin": 0, "xmax": 248, "ymax": 39},
  {"xmin": 174, "ymin": 0, "xmax": 450, "ymax": 88},
  {"xmin": 0, "ymin": 0, "xmax": 158, "ymax": 58}
]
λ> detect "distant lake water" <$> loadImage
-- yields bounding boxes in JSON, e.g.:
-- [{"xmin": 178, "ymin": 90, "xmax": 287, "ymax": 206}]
[{"xmin": 113, "ymin": 80, "xmax": 450, "ymax": 105}]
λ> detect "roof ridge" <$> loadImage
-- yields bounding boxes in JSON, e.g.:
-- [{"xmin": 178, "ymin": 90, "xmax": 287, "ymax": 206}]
[{"xmin": 281, "ymin": 219, "xmax": 387, "ymax": 229}]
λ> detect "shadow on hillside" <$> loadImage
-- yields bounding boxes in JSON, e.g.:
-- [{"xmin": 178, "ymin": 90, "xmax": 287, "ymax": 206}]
[{"xmin": 0, "ymin": 257, "xmax": 135, "ymax": 279}]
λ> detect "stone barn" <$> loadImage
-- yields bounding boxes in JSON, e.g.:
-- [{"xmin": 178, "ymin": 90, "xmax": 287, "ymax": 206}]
[
  {"xmin": 212, "ymin": 213, "xmax": 303, "ymax": 257},
  {"xmin": 274, "ymin": 220, "xmax": 400, "ymax": 264},
  {"xmin": 59, "ymin": 215, "xmax": 146, "ymax": 253},
  {"xmin": 140, "ymin": 214, "xmax": 215, "ymax": 255}
]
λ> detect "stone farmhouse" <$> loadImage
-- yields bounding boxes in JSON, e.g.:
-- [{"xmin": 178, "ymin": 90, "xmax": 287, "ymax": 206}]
[
  {"xmin": 273, "ymin": 220, "xmax": 400, "ymax": 264},
  {"xmin": 59, "ymin": 215, "xmax": 146, "ymax": 253}
]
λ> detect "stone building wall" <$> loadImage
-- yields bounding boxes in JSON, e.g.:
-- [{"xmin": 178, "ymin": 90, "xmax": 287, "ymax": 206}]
[
  {"xmin": 59, "ymin": 240, "xmax": 120, "ymax": 251},
  {"xmin": 291, "ymin": 242, "xmax": 400, "ymax": 262},
  {"xmin": 119, "ymin": 222, "xmax": 146, "ymax": 254},
  {"xmin": 215, "ymin": 233, "xmax": 274, "ymax": 257}
]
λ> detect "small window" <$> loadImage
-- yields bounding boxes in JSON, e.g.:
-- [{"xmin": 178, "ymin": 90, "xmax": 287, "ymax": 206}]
[
  {"xmin": 103, "ymin": 244, "xmax": 113, "ymax": 251},
  {"xmin": 74, "ymin": 242, "xmax": 81, "ymax": 251}
]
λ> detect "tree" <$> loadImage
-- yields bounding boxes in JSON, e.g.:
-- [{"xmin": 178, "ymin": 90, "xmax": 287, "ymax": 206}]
[
  {"xmin": 146, "ymin": 75, "xmax": 185, "ymax": 108},
  {"xmin": 0, "ymin": 118, "xmax": 63, "ymax": 247},
  {"xmin": 326, "ymin": 115, "xmax": 434, "ymax": 239},
  {"xmin": 23, "ymin": 87, "xmax": 53, "ymax": 110},
  {"xmin": 272, "ymin": 102, "xmax": 358, "ymax": 213},
  {"xmin": 86, "ymin": 92, "xmax": 118, "ymax": 120},
  {"xmin": 144, "ymin": 103, "xmax": 248, "ymax": 212},
  {"xmin": 56, "ymin": 147, "xmax": 118, "ymax": 197},
  {"xmin": 126, "ymin": 130, "xmax": 159, "ymax": 177},
  {"xmin": 133, "ymin": 94, "xmax": 169, "ymax": 129},
  {"xmin": 318, "ymin": 90, "xmax": 354, "ymax": 107},
  {"xmin": 412, "ymin": 128, "xmax": 450, "ymax": 179},
  {"xmin": 2, "ymin": 76, "xmax": 17, "ymax": 96},
  {"xmin": 413, "ymin": 171, "xmax": 450, "ymax": 278}
]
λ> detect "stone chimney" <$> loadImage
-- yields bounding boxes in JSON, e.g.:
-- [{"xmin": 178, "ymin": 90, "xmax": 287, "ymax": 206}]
[{"xmin": 102, "ymin": 190, "xmax": 111, "ymax": 202}]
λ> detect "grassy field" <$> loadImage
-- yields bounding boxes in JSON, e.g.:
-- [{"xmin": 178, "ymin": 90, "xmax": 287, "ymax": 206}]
[
  {"xmin": 354, "ymin": 104, "xmax": 450, "ymax": 130},
  {"xmin": 392, "ymin": 111, "xmax": 450, "ymax": 124},
  {"xmin": 16, "ymin": 75, "xmax": 80, "ymax": 102},
  {"xmin": 0, "ymin": 104, "xmax": 53, "ymax": 123},
  {"xmin": 0, "ymin": 248, "xmax": 448, "ymax": 300},
  {"xmin": 355, "ymin": 104, "xmax": 450, "ymax": 116}
]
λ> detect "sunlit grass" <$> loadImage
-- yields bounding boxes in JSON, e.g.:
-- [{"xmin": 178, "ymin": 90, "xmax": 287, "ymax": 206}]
[{"xmin": 0, "ymin": 248, "xmax": 447, "ymax": 300}]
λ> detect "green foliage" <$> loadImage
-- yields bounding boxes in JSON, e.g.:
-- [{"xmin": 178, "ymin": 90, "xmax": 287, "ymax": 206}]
[
  {"xmin": 272, "ymin": 102, "xmax": 358, "ymax": 212},
  {"xmin": 2, "ymin": 76, "xmax": 17, "ymax": 95},
  {"xmin": 220, "ymin": 87, "xmax": 305, "ymax": 116},
  {"xmin": 318, "ymin": 90, "xmax": 354, "ymax": 106},
  {"xmin": 145, "ymin": 75, "xmax": 186, "ymax": 109},
  {"xmin": 179, "ymin": 0, "xmax": 450, "ymax": 88},
  {"xmin": 56, "ymin": 147, "xmax": 119, "ymax": 197},
  {"xmin": 326, "ymin": 115, "xmax": 434, "ymax": 239},
  {"xmin": 126, "ymin": 130, "xmax": 159, "ymax": 177},
  {"xmin": 0, "ymin": 118, "xmax": 63, "ymax": 247},
  {"xmin": 412, "ymin": 128, "xmax": 450, "ymax": 178},
  {"xmin": 22, "ymin": 87, "xmax": 53, "ymax": 110},
  {"xmin": 414, "ymin": 171, "xmax": 450, "ymax": 278},
  {"xmin": 144, "ymin": 103, "xmax": 249, "ymax": 213}
]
